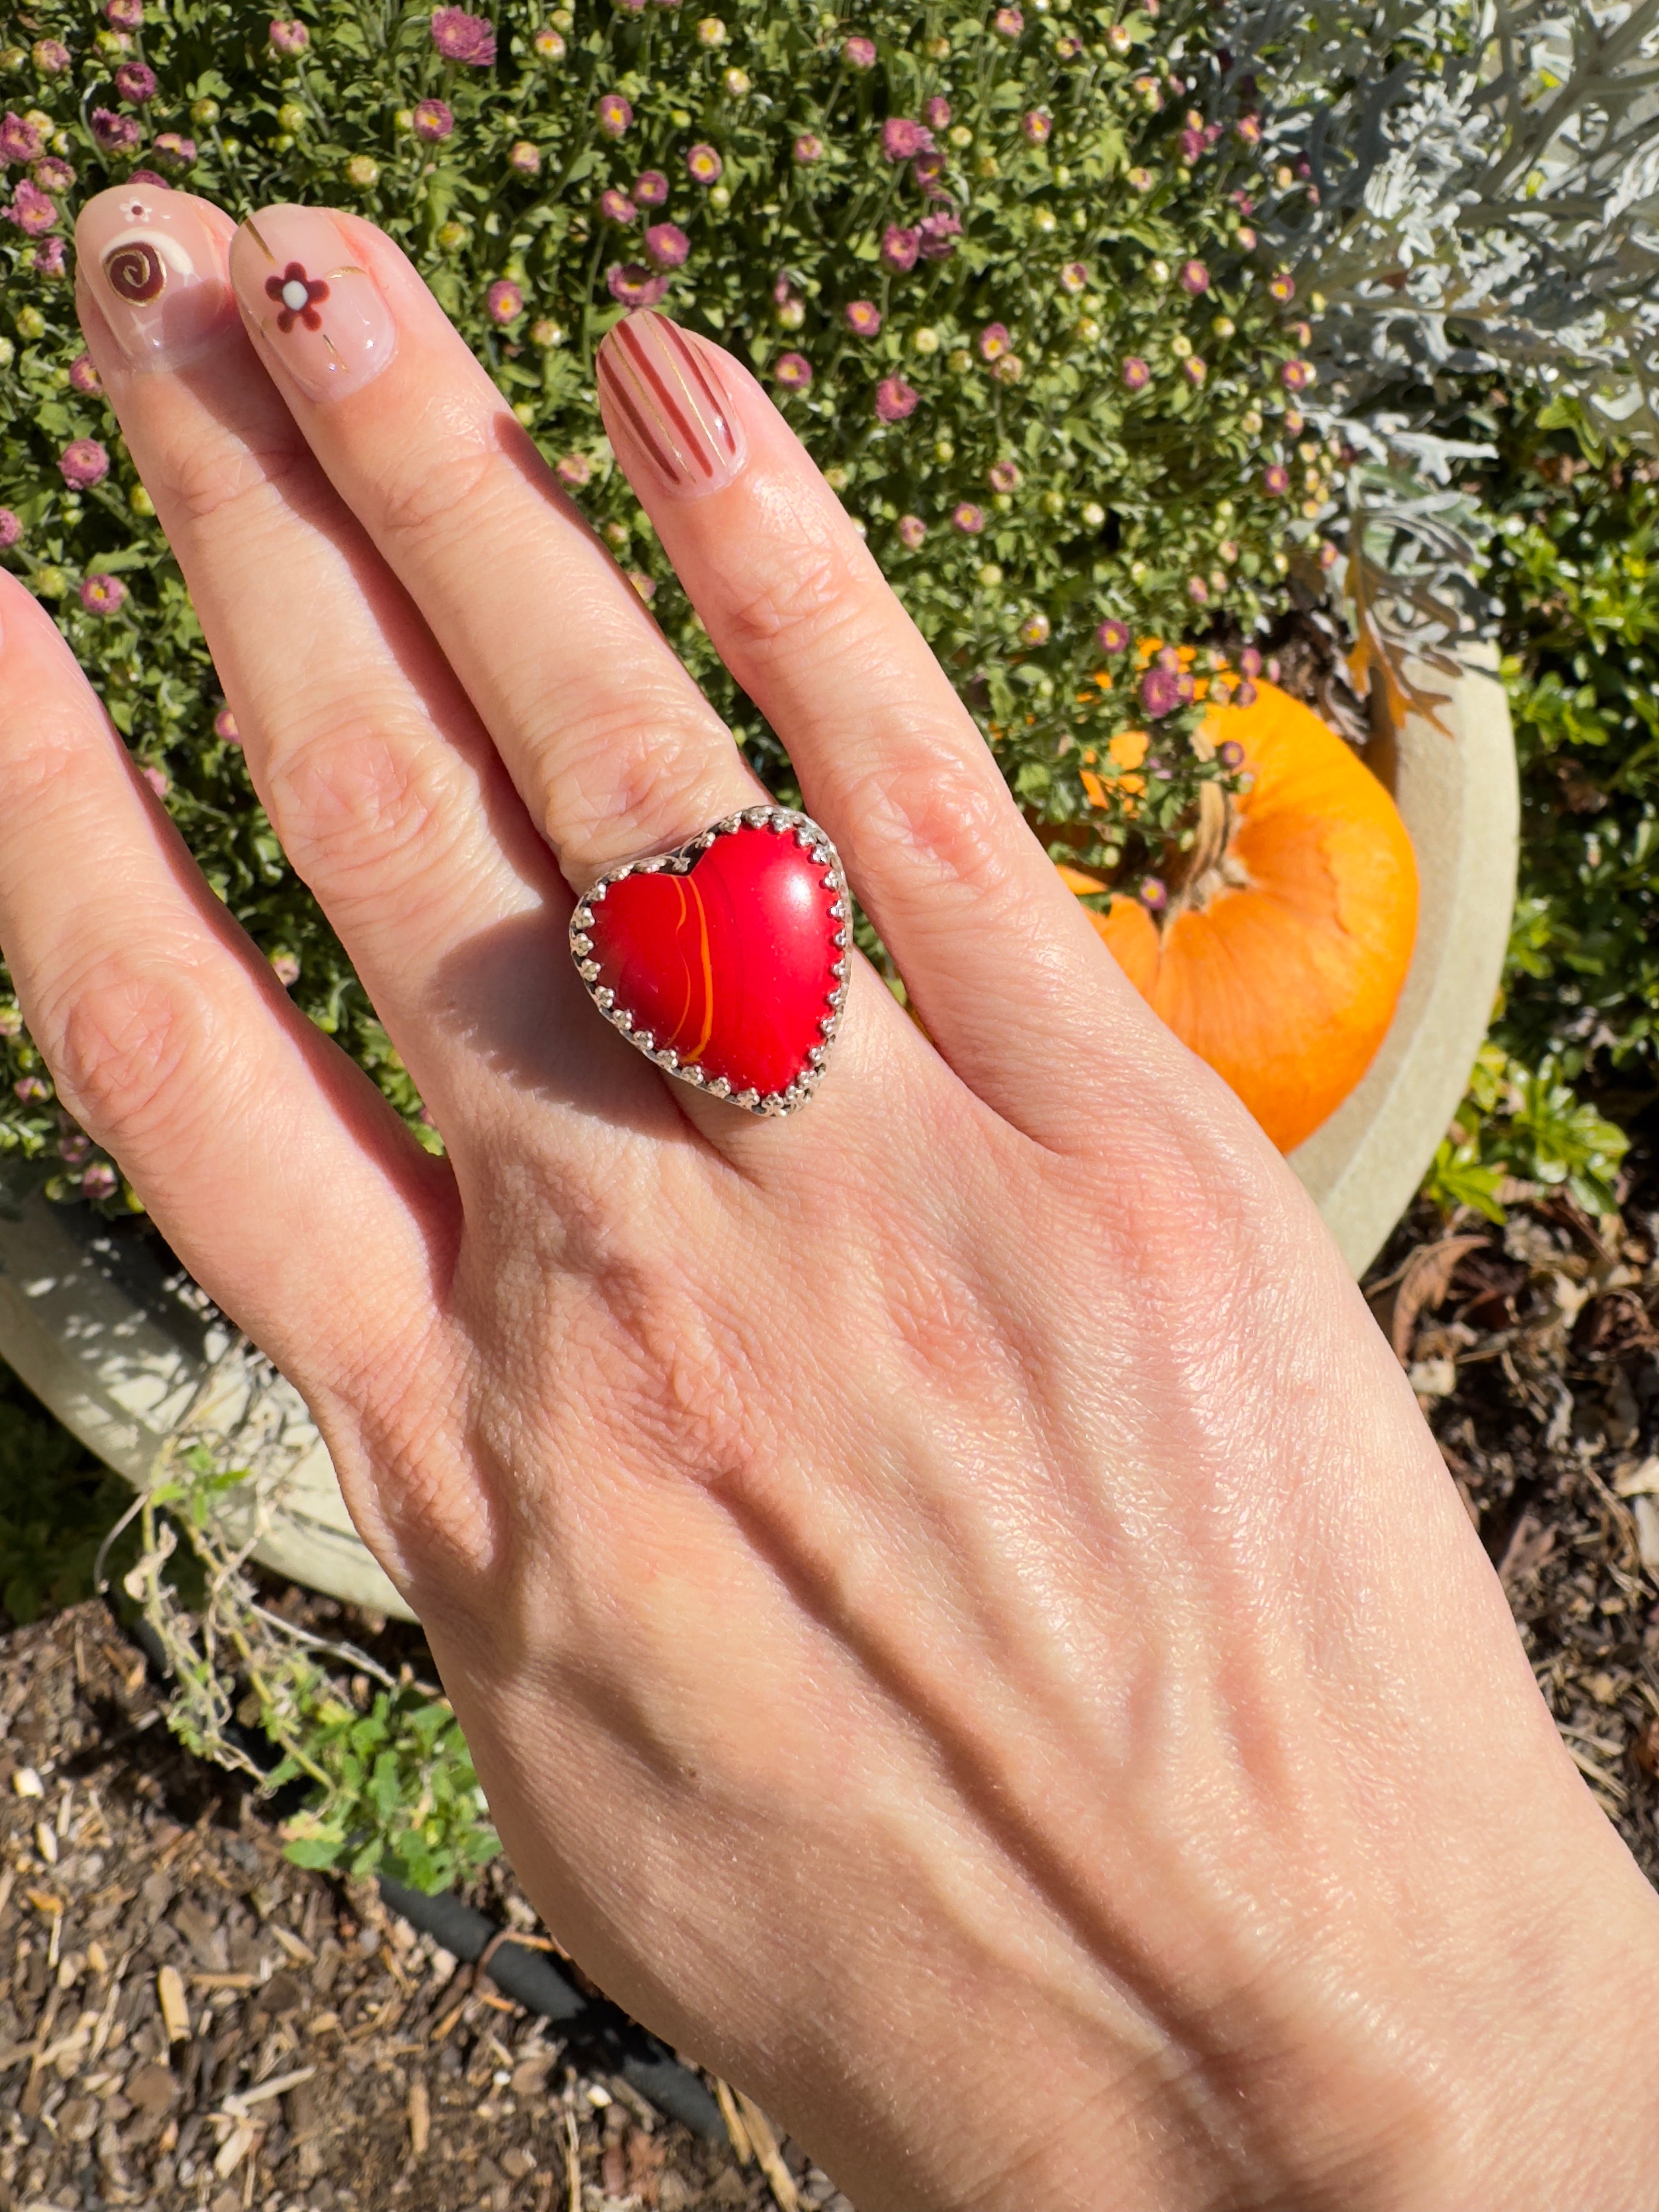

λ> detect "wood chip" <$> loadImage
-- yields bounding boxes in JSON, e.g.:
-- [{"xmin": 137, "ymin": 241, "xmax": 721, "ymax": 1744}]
[
  {"xmin": 222, "ymin": 2063, "xmax": 315, "ymax": 2118},
  {"xmin": 157, "ymin": 1963, "xmax": 190, "ymax": 2044},
  {"xmin": 713, "ymin": 2078, "xmax": 751, "ymax": 2166},
  {"xmin": 562, "ymin": 2107, "xmax": 582, "ymax": 2212},
  {"xmin": 735, "ymin": 2092, "xmax": 799, "ymax": 2212},
  {"xmin": 213, "ymin": 2117, "xmax": 258, "ymax": 2178},
  {"xmin": 408, "ymin": 2076, "xmax": 430, "ymax": 2159}
]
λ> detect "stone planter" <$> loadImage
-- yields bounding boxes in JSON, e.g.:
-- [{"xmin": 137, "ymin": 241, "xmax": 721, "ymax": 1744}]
[{"xmin": 0, "ymin": 656, "xmax": 1517, "ymax": 1620}]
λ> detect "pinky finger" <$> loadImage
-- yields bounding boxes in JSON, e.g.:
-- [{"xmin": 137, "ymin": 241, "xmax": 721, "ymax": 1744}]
[{"xmin": 0, "ymin": 572, "xmax": 458, "ymax": 1448}]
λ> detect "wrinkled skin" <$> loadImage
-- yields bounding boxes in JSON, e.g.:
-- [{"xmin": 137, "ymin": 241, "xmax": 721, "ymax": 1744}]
[{"xmin": 1, "ymin": 191, "xmax": 1657, "ymax": 2210}]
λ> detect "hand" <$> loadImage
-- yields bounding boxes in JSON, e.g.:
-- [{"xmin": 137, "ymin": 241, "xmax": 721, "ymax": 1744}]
[{"xmin": 3, "ymin": 186, "xmax": 1658, "ymax": 2211}]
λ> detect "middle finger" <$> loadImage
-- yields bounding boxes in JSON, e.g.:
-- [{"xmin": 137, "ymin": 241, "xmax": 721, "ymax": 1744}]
[{"xmin": 225, "ymin": 204, "xmax": 772, "ymax": 891}]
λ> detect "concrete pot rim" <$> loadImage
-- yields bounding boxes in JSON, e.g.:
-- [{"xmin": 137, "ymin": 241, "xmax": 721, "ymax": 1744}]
[{"xmin": 0, "ymin": 652, "xmax": 1517, "ymax": 1618}]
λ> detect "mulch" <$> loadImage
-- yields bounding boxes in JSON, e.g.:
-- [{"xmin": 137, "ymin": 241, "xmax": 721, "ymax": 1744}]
[
  {"xmin": 2, "ymin": 1105, "xmax": 1657, "ymax": 2211},
  {"xmin": 0, "ymin": 1607, "xmax": 844, "ymax": 2212}
]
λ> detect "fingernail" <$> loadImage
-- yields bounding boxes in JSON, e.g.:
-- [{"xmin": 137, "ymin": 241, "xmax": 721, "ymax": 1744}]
[
  {"xmin": 75, "ymin": 184, "xmax": 235, "ymax": 370},
  {"xmin": 597, "ymin": 312, "xmax": 745, "ymax": 495},
  {"xmin": 230, "ymin": 204, "xmax": 396, "ymax": 404}
]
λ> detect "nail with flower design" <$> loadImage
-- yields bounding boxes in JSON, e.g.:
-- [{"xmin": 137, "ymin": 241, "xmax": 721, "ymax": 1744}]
[
  {"xmin": 229, "ymin": 205, "xmax": 396, "ymax": 403},
  {"xmin": 76, "ymin": 183, "xmax": 238, "ymax": 370}
]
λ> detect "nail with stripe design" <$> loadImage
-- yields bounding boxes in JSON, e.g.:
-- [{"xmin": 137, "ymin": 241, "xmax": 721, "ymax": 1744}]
[{"xmin": 596, "ymin": 311, "xmax": 746, "ymax": 495}]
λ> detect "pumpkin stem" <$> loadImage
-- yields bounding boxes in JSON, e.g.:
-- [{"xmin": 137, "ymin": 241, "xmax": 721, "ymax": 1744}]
[{"xmin": 1162, "ymin": 780, "xmax": 1248, "ymax": 928}]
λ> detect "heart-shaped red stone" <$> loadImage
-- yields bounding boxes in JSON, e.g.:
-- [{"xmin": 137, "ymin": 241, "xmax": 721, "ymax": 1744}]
[{"xmin": 574, "ymin": 812, "xmax": 847, "ymax": 1107}]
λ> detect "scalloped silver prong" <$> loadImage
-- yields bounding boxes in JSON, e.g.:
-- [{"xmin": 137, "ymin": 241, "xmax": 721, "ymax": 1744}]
[
  {"xmin": 595, "ymin": 988, "xmax": 614, "ymax": 1010},
  {"xmin": 735, "ymin": 1089, "xmax": 758, "ymax": 1109},
  {"xmin": 578, "ymin": 960, "xmax": 600, "ymax": 981},
  {"xmin": 588, "ymin": 883, "xmax": 606, "ymax": 902},
  {"xmin": 658, "ymin": 1048, "xmax": 679, "ymax": 1070},
  {"xmin": 708, "ymin": 1076, "xmax": 730, "ymax": 1097}
]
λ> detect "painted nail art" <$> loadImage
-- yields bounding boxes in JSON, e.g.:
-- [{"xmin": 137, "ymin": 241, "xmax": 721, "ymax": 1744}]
[
  {"xmin": 597, "ymin": 313, "xmax": 745, "ymax": 495},
  {"xmin": 76, "ymin": 185, "xmax": 235, "ymax": 370},
  {"xmin": 230, "ymin": 204, "xmax": 396, "ymax": 403}
]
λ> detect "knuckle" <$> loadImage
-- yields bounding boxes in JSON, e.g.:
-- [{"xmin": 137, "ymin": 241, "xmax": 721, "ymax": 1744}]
[
  {"xmin": 720, "ymin": 526, "xmax": 860, "ymax": 657},
  {"xmin": 375, "ymin": 420, "xmax": 498, "ymax": 542},
  {"xmin": 537, "ymin": 681, "xmax": 739, "ymax": 876},
  {"xmin": 263, "ymin": 717, "xmax": 466, "ymax": 898},
  {"xmin": 154, "ymin": 420, "xmax": 309, "ymax": 534},
  {"xmin": 835, "ymin": 751, "xmax": 1023, "ymax": 905},
  {"xmin": 42, "ymin": 944, "xmax": 221, "ymax": 1153}
]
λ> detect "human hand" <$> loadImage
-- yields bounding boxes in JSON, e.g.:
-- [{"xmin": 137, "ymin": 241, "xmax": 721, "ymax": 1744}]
[{"xmin": 3, "ymin": 185, "xmax": 1658, "ymax": 2210}]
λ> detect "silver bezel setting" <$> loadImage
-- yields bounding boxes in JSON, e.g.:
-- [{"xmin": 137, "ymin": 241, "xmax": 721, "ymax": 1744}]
[{"xmin": 568, "ymin": 805, "xmax": 851, "ymax": 1119}]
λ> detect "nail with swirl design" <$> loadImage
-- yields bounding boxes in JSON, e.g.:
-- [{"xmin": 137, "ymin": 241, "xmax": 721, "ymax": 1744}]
[{"xmin": 75, "ymin": 185, "xmax": 235, "ymax": 369}]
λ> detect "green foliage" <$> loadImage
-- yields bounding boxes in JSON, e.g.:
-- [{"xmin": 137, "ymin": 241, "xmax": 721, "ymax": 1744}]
[
  {"xmin": 1421, "ymin": 1042, "xmax": 1631, "ymax": 1223},
  {"xmin": 111, "ymin": 1441, "xmax": 498, "ymax": 1891},
  {"xmin": 1, "ymin": 0, "xmax": 1324, "ymax": 1171},
  {"xmin": 1475, "ymin": 397, "xmax": 1659, "ymax": 1092}
]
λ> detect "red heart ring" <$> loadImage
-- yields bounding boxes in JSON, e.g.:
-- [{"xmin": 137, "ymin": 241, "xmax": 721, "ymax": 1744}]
[{"xmin": 569, "ymin": 805, "xmax": 851, "ymax": 1116}]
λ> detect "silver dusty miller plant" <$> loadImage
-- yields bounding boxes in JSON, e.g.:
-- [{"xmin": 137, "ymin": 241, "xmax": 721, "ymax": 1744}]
[
  {"xmin": 1205, "ymin": 0, "xmax": 1659, "ymax": 678},
  {"xmin": 1215, "ymin": 0, "xmax": 1659, "ymax": 443}
]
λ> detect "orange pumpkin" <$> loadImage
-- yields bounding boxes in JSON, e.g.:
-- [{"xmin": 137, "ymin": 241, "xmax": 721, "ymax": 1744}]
[{"xmin": 1066, "ymin": 681, "xmax": 1418, "ymax": 1153}]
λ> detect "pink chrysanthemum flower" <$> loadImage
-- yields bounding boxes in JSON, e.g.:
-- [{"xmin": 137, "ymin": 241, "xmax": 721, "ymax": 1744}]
[
  {"xmin": 1139, "ymin": 666, "xmax": 1181, "ymax": 716},
  {"xmin": 597, "ymin": 92, "xmax": 634, "ymax": 139},
  {"xmin": 1186, "ymin": 575, "xmax": 1210, "ymax": 602},
  {"xmin": 1235, "ymin": 114, "xmax": 1261, "ymax": 144},
  {"xmin": 843, "ymin": 35, "xmax": 876, "ymax": 66},
  {"xmin": 897, "ymin": 515, "xmax": 927, "ymax": 548},
  {"xmin": 875, "ymin": 376, "xmax": 917, "ymax": 422},
  {"xmin": 13, "ymin": 1076, "xmax": 51, "ymax": 1103},
  {"xmin": 1179, "ymin": 259, "xmax": 1209, "ymax": 295},
  {"xmin": 114, "ymin": 60, "xmax": 156, "ymax": 101},
  {"xmin": 91, "ymin": 109, "xmax": 142, "ymax": 152},
  {"xmin": 844, "ymin": 300, "xmax": 881, "ymax": 336},
  {"xmin": 431, "ymin": 7, "xmax": 496, "ymax": 64},
  {"xmin": 917, "ymin": 209, "xmax": 960, "ymax": 259},
  {"xmin": 951, "ymin": 503, "xmax": 985, "ymax": 534},
  {"xmin": 1018, "ymin": 612, "xmax": 1050, "ymax": 646},
  {"xmin": 774, "ymin": 352, "xmax": 813, "ymax": 390},
  {"xmin": 1096, "ymin": 618, "xmax": 1130, "ymax": 654},
  {"xmin": 1139, "ymin": 877, "xmax": 1168, "ymax": 913},
  {"xmin": 153, "ymin": 133, "xmax": 196, "ymax": 170},
  {"xmin": 1179, "ymin": 126, "xmax": 1204, "ymax": 163},
  {"xmin": 1240, "ymin": 646, "xmax": 1263, "ymax": 678},
  {"xmin": 82, "ymin": 1162, "xmax": 120, "ymax": 1199},
  {"xmin": 1262, "ymin": 464, "xmax": 1289, "ymax": 496},
  {"xmin": 1182, "ymin": 355, "xmax": 1206, "ymax": 385},
  {"xmin": 509, "ymin": 142, "xmax": 542, "ymax": 175},
  {"xmin": 1217, "ymin": 740, "xmax": 1246, "ymax": 770},
  {"xmin": 80, "ymin": 573, "xmax": 127, "ymax": 616},
  {"xmin": 1126, "ymin": 166, "xmax": 1153, "ymax": 192},
  {"xmin": 686, "ymin": 143, "xmax": 723, "ymax": 184},
  {"xmin": 214, "ymin": 706, "xmax": 241, "ymax": 744},
  {"xmin": 33, "ymin": 238, "xmax": 65, "ymax": 275},
  {"xmin": 912, "ymin": 149, "xmax": 946, "ymax": 193},
  {"xmin": 556, "ymin": 454, "xmax": 592, "ymax": 488},
  {"xmin": 32, "ymin": 41, "xmax": 72, "ymax": 75},
  {"xmin": 60, "ymin": 440, "xmax": 111, "ymax": 493},
  {"xmin": 0, "ymin": 112, "xmax": 44, "ymax": 166},
  {"xmin": 106, "ymin": 0, "xmax": 143, "ymax": 22},
  {"xmin": 1280, "ymin": 357, "xmax": 1315, "ymax": 391},
  {"xmin": 793, "ymin": 133, "xmax": 825, "ymax": 164},
  {"xmin": 644, "ymin": 222, "xmax": 689, "ymax": 268},
  {"xmin": 881, "ymin": 224, "xmax": 919, "ymax": 272},
  {"xmin": 1268, "ymin": 270, "xmax": 1295, "ymax": 302},
  {"xmin": 270, "ymin": 952, "xmax": 301, "ymax": 987},
  {"xmin": 0, "ymin": 510, "xmax": 21, "ymax": 549},
  {"xmin": 600, "ymin": 187, "xmax": 637, "ymax": 224},
  {"xmin": 881, "ymin": 117, "xmax": 934, "ymax": 162},
  {"xmin": 978, "ymin": 323, "xmax": 1011, "ymax": 361},
  {"xmin": 68, "ymin": 353, "xmax": 102, "ymax": 394},
  {"xmin": 1059, "ymin": 262, "xmax": 1088, "ymax": 295},
  {"xmin": 1236, "ymin": 224, "xmax": 1257, "ymax": 250},
  {"xmin": 992, "ymin": 6, "xmax": 1023, "ymax": 35},
  {"xmin": 633, "ymin": 169, "xmax": 669, "ymax": 205},
  {"xmin": 486, "ymin": 279, "xmax": 523, "ymax": 324},
  {"xmin": 413, "ymin": 98, "xmax": 454, "ymax": 142},
  {"xmin": 268, "ymin": 19, "xmax": 310, "ymax": 53},
  {"xmin": 1022, "ymin": 110, "xmax": 1051, "ymax": 145},
  {"xmin": 1121, "ymin": 356, "xmax": 1150, "ymax": 391},
  {"xmin": 988, "ymin": 459, "xmax": 1020, "ymax": 493},
  {"xmin": 4, "ymin": 181, "xmax": 58, "ymax": 236},
  {"xmin": 606, "ymin": 263, "xmax": 669, "ymax": 307},
  {"xmin": 923, "ymin": 96, "xmax": 951, "ymax": 130}
]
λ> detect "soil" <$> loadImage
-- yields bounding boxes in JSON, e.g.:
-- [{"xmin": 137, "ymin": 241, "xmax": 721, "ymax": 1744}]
[
  {"xmin": 0, "ymin": 1605, "xmax": 845, "ymax": 2212},
  {"xmin": 2, "ymin": 1104, "xmax": 1656, "ymax": 2212}
]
